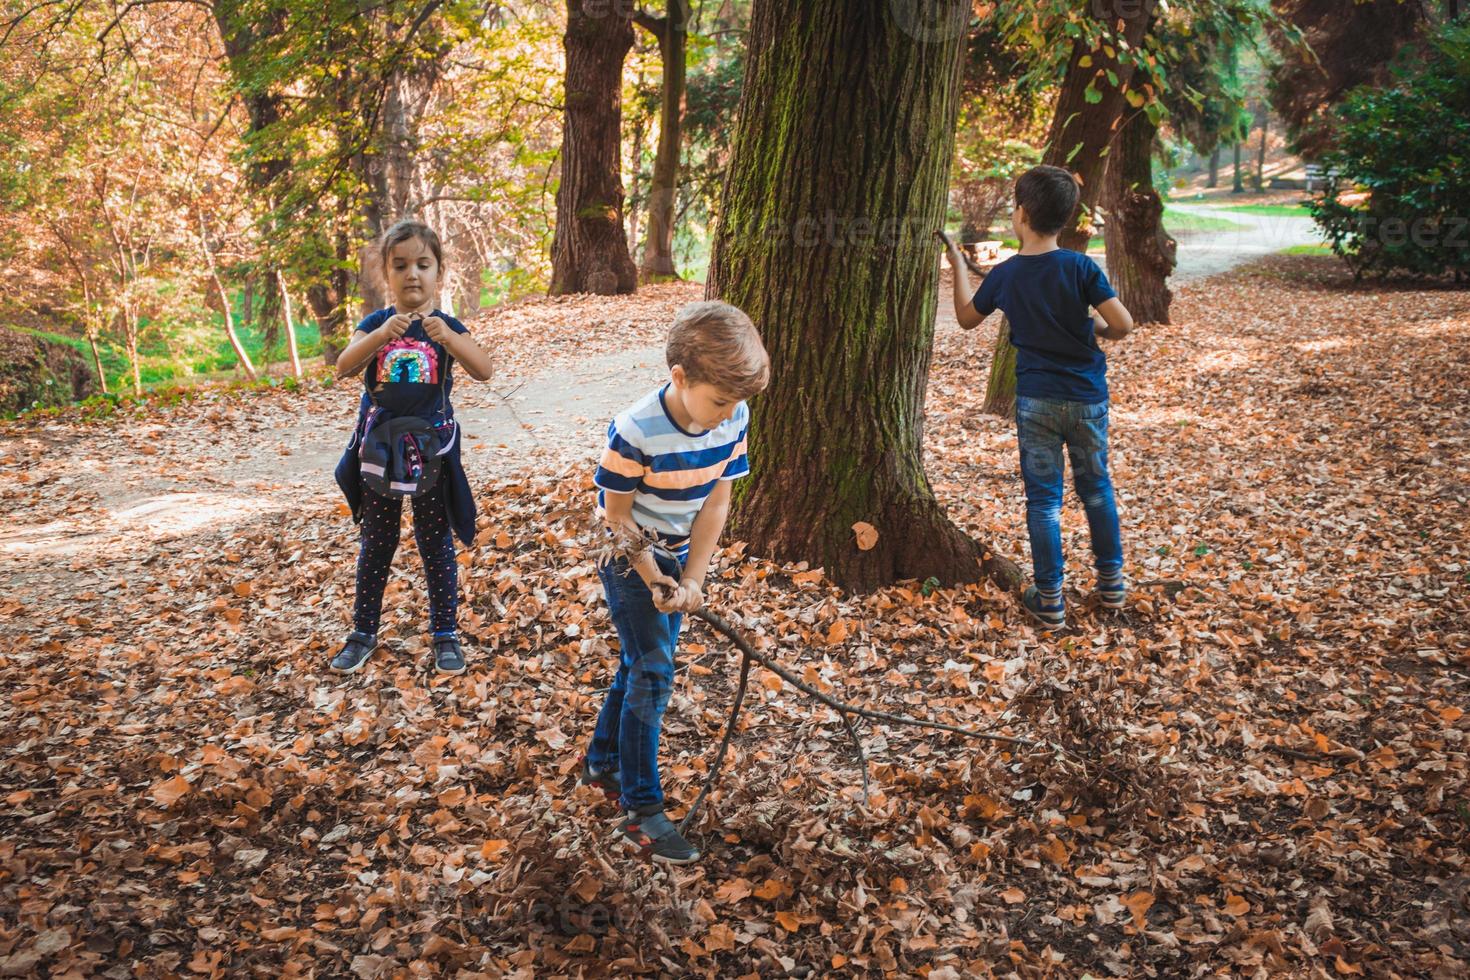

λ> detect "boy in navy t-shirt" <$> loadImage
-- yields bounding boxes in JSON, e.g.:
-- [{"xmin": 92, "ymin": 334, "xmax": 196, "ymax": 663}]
[{"xmin": 944, "ymin": 164, "xmax": 1135, "ymax": 628}]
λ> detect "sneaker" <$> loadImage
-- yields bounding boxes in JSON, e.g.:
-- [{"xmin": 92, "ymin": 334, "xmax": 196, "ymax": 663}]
[
  {"xmin": 330, "ymin": 631, "xmax": 378, "ymax": 674},
  {"xmin": 1096, "ymin": 577, "xmax": 1127, "ymax": 610},
  {"xmin": 433, "ymin": 635, "xmax": 467, "ymax": 675},
  {"xmin": 615, "ymin": 805, "xmax": 701, "ymax": 865},
  {"xmin": 578, "ymin": 756, "xmax": 621, "ymax": 802},
  {"xmin": 1020, "ymin": 586, "xmax": 1066, "ymax": 629}
]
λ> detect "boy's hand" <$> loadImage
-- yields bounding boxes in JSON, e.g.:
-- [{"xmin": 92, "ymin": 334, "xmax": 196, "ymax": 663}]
[
  {"xmin": 422, "ymin": 315, "xmax": 454, "ymax": 345},
  {"xmin": 646, "ymin": 570, "xmax": 683, "ymax": 611},
  {"xmin": 936, "ymin": 230, "xmax": 964, "ymax": 270},
  {"xmin": 378, "ymin": 314, "xmax": 411, "ymax": 343},
  {"xmin": 655, "ymin": 578, "xmax": 703, "ymax": 614}
]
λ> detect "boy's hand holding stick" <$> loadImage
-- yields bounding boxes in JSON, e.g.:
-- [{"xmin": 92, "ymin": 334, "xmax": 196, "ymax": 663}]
[
  {"xmin": 936, "ymin": 229, "xmax": 988, "ymax": 278},
  {"xmin": 589, "ymin": 517, "xmax": 1105, "ymax": 836}
]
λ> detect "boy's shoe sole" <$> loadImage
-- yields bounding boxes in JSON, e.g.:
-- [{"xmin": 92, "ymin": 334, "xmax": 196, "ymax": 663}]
[{"xmin": 613, "ymin": 809, "xmax": 701, "ymax": 865}]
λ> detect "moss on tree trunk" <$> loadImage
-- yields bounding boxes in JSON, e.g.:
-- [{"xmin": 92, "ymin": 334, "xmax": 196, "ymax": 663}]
[
  {"xmin": 707, "ymin": 0, "xmax": 1021, "ymax": 594},
  {"xmin": 1103, "ymin": 110, "xmax": 1175, "ymax": 324}
]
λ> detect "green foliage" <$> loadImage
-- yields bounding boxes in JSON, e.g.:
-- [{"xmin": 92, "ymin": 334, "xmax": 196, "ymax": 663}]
[{"xmin": 1310, "ymin": 23, "xmax": 1470, "ymax": 279}]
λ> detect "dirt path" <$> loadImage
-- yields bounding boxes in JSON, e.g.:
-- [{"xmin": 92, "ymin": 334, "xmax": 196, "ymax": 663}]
[{"xmin": 0, "ymin": 219, "xmax": 1322, "ymax": 576}]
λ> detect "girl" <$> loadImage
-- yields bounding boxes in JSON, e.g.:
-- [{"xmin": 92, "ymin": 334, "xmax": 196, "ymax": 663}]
[{"xmin": 330, "ymin": 220, "xmax": 493, "ymax": 675}]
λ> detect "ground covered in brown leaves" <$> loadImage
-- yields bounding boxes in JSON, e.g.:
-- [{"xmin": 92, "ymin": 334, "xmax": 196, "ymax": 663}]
[{"xmin": 1, "ymin": 257, "xmax": 1467, "ymax": 978}]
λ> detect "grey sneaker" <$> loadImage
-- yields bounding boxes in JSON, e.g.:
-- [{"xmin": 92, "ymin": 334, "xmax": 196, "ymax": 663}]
[
  {"xmin": 615, "ymin": 805, "xmax": 701, "ymax": 865},
  {"xmin": 433, "ymin": 635, "xmax": 466, "ymax": 675},
  {"xmin": 330, "ymin": 632, "xmax": 378, "ymax": 674}
]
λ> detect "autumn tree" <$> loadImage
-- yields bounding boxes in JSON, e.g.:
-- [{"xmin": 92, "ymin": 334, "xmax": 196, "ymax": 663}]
[
  {"xmin": 707, "ymin": 0, "xmax": 1019, "ymax": 592},
  {"xmin": 550, "ymin": 0, "xmax": 639, "ymax": 295},
  {"xmin": 631, "ymin": 0, "xmax": 691, "ymax": 281}
]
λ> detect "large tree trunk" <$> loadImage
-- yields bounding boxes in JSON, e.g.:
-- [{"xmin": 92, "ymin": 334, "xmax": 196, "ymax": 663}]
[
  {"xmin": 1103, "ymin": 111, "xmax": 1175, "ymax": 324},
  {"xmin": 706, "ymin": 0, "xmax": 1021, "ymax": 593},
  {"xmin": 634, "ymin": 0, "xmax": 689, "ymax": 281},
  {"xmin": 550, "ymin": 0, "xmax": 638, "ymax": 296},
  {"xmin": 1041, "ymin": 2, "xmax": 1156, "ymax": 252},
  {"xmin": 982, "ymin": 0, "xmax": 1155, "ymax": 417}
]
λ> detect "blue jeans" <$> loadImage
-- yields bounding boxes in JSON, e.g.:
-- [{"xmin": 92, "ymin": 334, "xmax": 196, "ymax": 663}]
[
  {"xmin": 1015, "ymin": 395, "xmax": 1123, "ymax": 593},
  {"xmin": 587, "ymin": 552, "xmax": 684, "ymax": 811}
]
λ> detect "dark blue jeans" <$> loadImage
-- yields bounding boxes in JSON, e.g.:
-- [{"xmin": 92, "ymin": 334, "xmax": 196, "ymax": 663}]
[
  {"xmin": 1015, "ymin": 395, "xmax": 1123, "ymax": 593},
  {"xmin": 587, "ymin": 552, "xmax": 684, "ymax": 811}
]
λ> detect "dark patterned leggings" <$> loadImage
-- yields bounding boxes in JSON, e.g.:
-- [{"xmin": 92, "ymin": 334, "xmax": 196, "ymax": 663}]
[{"xmin": 352, "ymin": 481, "xmax": 458, "ymax": 636}]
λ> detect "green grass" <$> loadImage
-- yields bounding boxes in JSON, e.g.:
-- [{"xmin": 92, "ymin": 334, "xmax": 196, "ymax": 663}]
[
  {"xmin": 1278, "ymin": 243, "xmax": 1334, "ymax": 256},
  {"xmin": 1162, "ymin": 207, "xmax": 1248, "ymax": 233},
  {"xmin": 1218, "ymin": 202, "xmax": 1313, "ymax": 217}
]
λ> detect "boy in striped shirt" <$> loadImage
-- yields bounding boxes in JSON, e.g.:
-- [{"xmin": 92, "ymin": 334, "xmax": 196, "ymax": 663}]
[{"xmin": 581, "ymin": 300, "xmax": 770, "ymax": 865}]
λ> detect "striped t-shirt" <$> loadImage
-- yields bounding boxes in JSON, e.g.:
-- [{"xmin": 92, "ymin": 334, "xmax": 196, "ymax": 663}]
[{"xmin": 594, "ymin": 385, "xmax": 750, "ymax": 555}]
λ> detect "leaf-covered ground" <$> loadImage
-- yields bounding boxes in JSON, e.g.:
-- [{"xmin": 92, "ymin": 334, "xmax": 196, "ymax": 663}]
[{"xmin": 1, "ymin": 257, "xmax": 1467, "ymax": 978}]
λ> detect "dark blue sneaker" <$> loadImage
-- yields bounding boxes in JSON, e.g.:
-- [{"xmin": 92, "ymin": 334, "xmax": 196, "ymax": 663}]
[
  {"xmin": 615, "ymin": 805, "xmax": 701, "ymax": 865},
  {"xmin": 330, "ymin": 632, "xmax": 378, "ymax": 674},
  {"xmin": 433, "ymin": 635, "xmax": 466, "ymax": 675},
  {"xmin": 1021, "ymin": 586, "xmax": 1066, "ymax": 629}
]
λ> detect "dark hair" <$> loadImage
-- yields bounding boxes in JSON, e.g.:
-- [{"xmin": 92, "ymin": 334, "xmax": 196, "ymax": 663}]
[
  {"xmin": 379, "ymin": 219, "xmax": 444, "ymax": 271},
  {"xmin": 1014, "ymin": 165, "xmax": 1080, "ymax": 236},
  {"xmin": 666, "ymin": 301, "xmax": 770, "ymax": 400}
]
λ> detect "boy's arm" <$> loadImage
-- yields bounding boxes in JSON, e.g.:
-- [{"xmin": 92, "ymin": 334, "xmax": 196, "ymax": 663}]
[
  {"xmin": 1092, "ymin": 297, "xmax": 1134, "ymax": 341},
  {"xmin": 942, "ymin": 239, "xmax": 987, "ymax": 330},
  {"xmin": 663, "ymin": 478, "xmax": 733, "ymax": 613},
  {"xmin": 601, "ymin": 490, "xmax": 680, "ymax": 597}
]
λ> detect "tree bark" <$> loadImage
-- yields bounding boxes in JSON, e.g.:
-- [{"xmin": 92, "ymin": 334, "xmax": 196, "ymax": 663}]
[
  {"xmin": 87, "ymin": 330, "xmax": 107, "ymax": 395},
  {"xmin": 1207, "ymin": 146, "xmax": 1220, "ymax": 187},
  {"xmin": 1040, "ymin": 1, "xmax": 1157, "ymax": 252},
  {"xmin": 635, "ymin": 0, "xmax": 689, "ymax": 281},
  {"xmin": 706, "ymin": 0, "xmax": 1022, "ymax": 593},
  {"xmin": 1255, "ymin": 115, "xmax": 1268, "ymax": 190},
  {"xmin": 1103, "ymin": 110, "xmax": 1175, "ymax": 324},
  {"xmin": 982, "ymin": 0, "xmax": 1155, "ymax": 417},
  {"xmin": 550, "ymin": 0, "xmax": 638, "ymax": 296},
  {"xmin": 1232, "ymin": 140, "xmax": 1244, "ymax": 192},
  {"xmin": 277, "ymin": 270, "xmax": 303, "ymax": 379},
  {"xmin": 197, "ymin": 209, "xmax": 257, "ymax": 382}
]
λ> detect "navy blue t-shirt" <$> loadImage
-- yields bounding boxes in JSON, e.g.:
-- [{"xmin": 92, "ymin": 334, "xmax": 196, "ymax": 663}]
[
  {"xmin": 354, "ymin": 307, "xmax": 470, "ymax": 420},
  {"xmin": 971, "ymin": 250, "xmax": 1117, "ymax": 403}
]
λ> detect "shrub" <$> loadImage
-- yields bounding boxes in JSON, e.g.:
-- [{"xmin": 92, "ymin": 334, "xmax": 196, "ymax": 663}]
[{"xmin": 1310, "ymin": 23, "xmax": 1470, "ymax": 279}]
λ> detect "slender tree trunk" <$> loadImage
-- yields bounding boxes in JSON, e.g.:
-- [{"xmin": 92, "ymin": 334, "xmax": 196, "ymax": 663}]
[
  {"xmin": 124, "ymin": 307, "xmax": 141, "ymax": 396},
  {"xmin": 550, "ymin": 0, "xmax": 638, "ymax": 295},
  {"xmin": 1103, "ymin": 111, "xmax": 1175, "ymax": 323},
  {"xmin": 982, "ymin": 0, "xmax": 1156, "ymax": 417},
  {"xmin": 1255, "ymin": 117, "xmax": 1268, "ymax": 190},
  {"xmin": 277, "ymin": 270, "xmax": 303, "ymax": 379},
  {"xmin": 635, "ymin": 0, "xmax": 689, "ymax": 281},
  {"xmin": 1232, "ymin": 141, "xmax": 1244, "ymax": 192},
  {"xmin": 87, "ymin": 330, "xmax": 107, "ymax": 395},
  {"xmin": 706, "ymin": 0, "xmax": 1021, "ymax": 593},
  {"xmin": 1207, "ymin": 146, "xmax": 1220, "ymax": 188},
  {"xmin": 626, "ymin": 79, "xmax": 649, "ymax": 255},
  {"xmin": 196, "ymin": 208, "xmax": 257, "ymax": 381}
]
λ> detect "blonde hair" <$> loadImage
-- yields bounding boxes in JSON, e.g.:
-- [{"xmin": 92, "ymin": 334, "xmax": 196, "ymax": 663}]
[{"xmin": 666, "ymin": 301, "xmax": 770, "ymax": 400}]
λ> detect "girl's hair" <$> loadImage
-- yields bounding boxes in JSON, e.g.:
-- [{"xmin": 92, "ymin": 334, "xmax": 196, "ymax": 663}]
[{"xmin": 379, "ymin": 219, "xmax": 444, "ymax": 271}]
